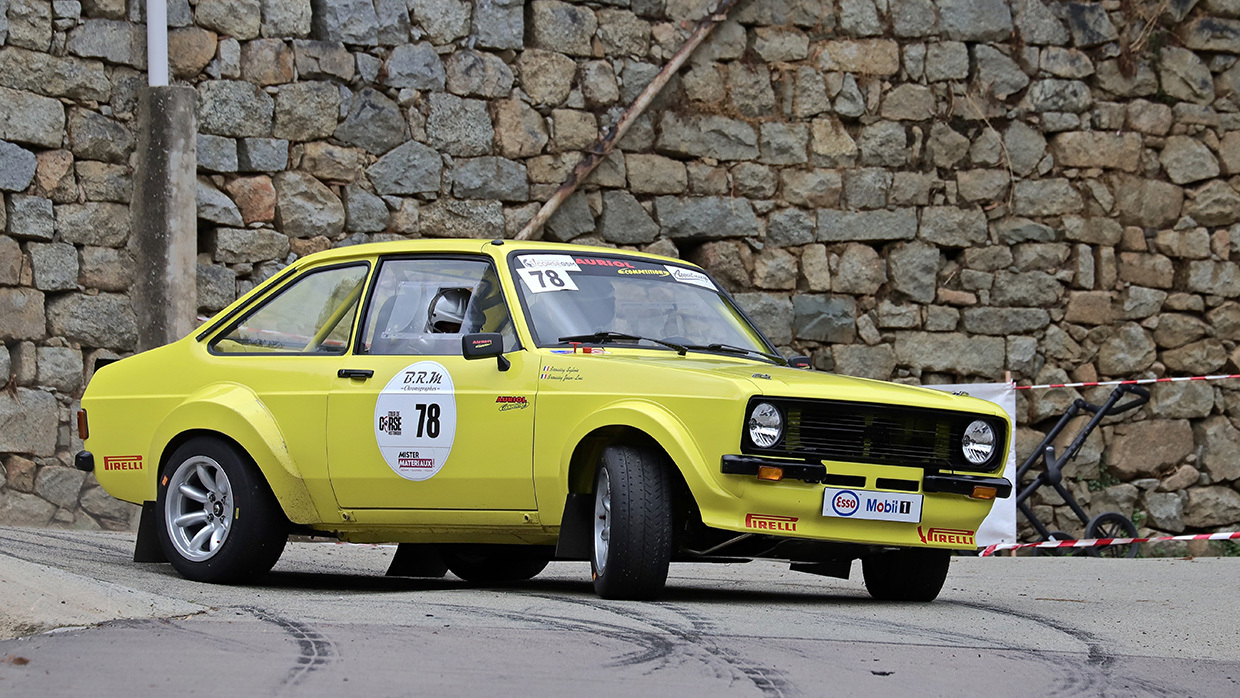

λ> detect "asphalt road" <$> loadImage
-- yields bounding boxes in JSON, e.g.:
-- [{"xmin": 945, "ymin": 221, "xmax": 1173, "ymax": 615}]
[{"xmin": 0, "ymin": 526, "xmax": 1236, "ymax": 697}]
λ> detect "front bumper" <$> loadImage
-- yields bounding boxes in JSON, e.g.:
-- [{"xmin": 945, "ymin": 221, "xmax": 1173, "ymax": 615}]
[
  {"xmin": 720, "ymin": 455, "xmax": 1011, "ymax": 498},
  {"xmin": 713, "ymin": 455, "xmax": 1011, "ymax": 549}
]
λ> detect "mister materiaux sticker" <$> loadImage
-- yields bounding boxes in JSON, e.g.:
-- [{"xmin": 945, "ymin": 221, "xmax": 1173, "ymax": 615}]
[{"xmin": 373, "ymin": 361, "xmax": 457, "ymax": 481}]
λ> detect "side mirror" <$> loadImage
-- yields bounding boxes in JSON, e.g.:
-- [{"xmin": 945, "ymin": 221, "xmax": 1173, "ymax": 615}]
[
  {"xmin": 788, "ymin": 355, "xmax": 812, "ymax": 370},
  {"xmin": 462, "ymin": 333, "xmax": 510, "ymax": 371}
]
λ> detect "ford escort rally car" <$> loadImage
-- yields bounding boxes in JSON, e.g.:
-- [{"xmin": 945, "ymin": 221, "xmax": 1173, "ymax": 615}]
[{"xmin": 78, "ymin": 239, "xmax": 1012, "ymax": 601}]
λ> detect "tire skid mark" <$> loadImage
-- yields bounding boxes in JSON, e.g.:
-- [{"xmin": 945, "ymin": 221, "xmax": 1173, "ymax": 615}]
[
  {"xmin": 528, "ymin": 593, "xmax": 796, "ymax": 698},
  {"xmin": 953, "ymin": 600, "xmax": 1179, "ymax": 698},
  {"xmin": 239, "ymin": 606, "xmax": 335, "ymax": 693},
  {"xmin": 430, "ymin": 600, "xmax": 679, "ymax": 667}
]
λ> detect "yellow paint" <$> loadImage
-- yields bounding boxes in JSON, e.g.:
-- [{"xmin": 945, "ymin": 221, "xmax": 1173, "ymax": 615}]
[{"xmin": 83, "ymin": 239, "xmax": 1012, "ymax": 551}]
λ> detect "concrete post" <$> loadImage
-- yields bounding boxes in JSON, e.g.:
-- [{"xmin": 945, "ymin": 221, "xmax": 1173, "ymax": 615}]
[{"xmin": 131, "ymin": 86, "xmax": 197, "ymax": 352}]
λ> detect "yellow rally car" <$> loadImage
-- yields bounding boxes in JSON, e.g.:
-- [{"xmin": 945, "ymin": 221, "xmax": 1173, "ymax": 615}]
[{"xmin": 78, "ymin": 239, "xmax": 1011, "ymax": 601}]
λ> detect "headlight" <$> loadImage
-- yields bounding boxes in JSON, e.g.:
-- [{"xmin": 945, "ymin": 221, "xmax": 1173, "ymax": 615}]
[
  {"xmin": 748, "ymin": 402, "xmax": 783, "ymax": 448},
  {"xmin": 962, "ymin": 420, "xmax": 995, "ymax": 465}
]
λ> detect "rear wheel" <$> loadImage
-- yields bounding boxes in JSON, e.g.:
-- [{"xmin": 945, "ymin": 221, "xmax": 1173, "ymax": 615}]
[
  {"xmin": 1084, "ymin": 512, "xmax": 1139, "ymax": 558},
  {"xmin": 862, "ymin": 548, "xmax": 951, "ymax": 601},
  {"xmin": 591, "ymin": 444, "xmax": 673, "ymax": 600},
  {"xmin": 440, "ymin": 544, "xmax": 549, "ymax": 583},
  {"xmin": 157, "ymin": 436, "xmax": 287, "ymax": 583}
]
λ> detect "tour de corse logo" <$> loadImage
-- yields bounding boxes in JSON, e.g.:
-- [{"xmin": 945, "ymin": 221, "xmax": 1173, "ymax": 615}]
[
  {"xmin": 831, "ymin": 490, "xmax": 860, "ymax": 516},
  {"xmin": 378, "ymin": 410, "xmax": 402, "ymax": 436}
]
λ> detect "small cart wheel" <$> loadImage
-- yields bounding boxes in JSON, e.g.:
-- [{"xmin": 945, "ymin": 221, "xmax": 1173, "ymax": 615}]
[
  {"xmin": 862, "ymin": 548, "xmax": 951, "ymax": 602},
  {"xmin": 1032, "ymin": 531, "xmax": 1079, "ymax": 557},
  {"xmin": 1084, "ymin": 512, "xmax": 1139, "ymax": 558}
]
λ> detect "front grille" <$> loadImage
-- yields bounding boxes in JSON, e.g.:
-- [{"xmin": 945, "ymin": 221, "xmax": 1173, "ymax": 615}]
[{"xmin": 743, "ymin": 398, "xmax": 1005, "ymax": 472}]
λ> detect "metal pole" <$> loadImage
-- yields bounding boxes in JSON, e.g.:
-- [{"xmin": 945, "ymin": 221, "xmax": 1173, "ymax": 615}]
[{"xmin": 147, "ymin": 0, "xmax": 169, "ymax": 87}]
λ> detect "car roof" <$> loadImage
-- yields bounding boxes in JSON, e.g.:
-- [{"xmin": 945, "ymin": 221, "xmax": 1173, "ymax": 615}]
[{"xmin": 289, "ymin": 238, "xmax": 697, "ymax": 271}]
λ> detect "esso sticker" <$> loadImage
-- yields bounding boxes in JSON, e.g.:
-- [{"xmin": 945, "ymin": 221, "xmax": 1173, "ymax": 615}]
[
  {"xmin": 665, "ymin": 265, "xmax": 716, "ymax": 290},
  {"xmin": 374, "ymin": 361, "xmax": 456, "ymax": 481},
  {"xmin": 517, "ymin": 267, "xmax": 579, "ymax": 293},
  {"xmin": 830, "ymin": 490, "xmax": 860, "ymax": 516}
]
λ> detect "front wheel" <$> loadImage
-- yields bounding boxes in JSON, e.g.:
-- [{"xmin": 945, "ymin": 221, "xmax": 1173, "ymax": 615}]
[
  {"xmin": 156, "ymin": 436, "xmax": 288, "ymax": 583},
  {"xmin": 1084, "ymin": 512, "xmax": 1139, "ymax": 558},
  {"xmin": 591, "ymin": 444, "xmax": 673, "ymax": 600},
  {"xmin": 862, "ymin": 548, "xmax": 951, "ymax": 601}
]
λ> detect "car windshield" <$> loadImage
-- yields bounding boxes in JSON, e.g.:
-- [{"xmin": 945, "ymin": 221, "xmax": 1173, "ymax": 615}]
[{"xmin": 510, "ymin": 252, "xmax": 772, "ymax": 356}]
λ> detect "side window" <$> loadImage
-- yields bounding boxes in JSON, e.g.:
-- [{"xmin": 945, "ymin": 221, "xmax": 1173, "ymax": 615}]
[
  {"xmin": 211, "ymin": 264, "xmax": 370, "ymax": 355},
  {"xmin": 362, "ymin": 258, "xmax": 519, "ymax": 355}
]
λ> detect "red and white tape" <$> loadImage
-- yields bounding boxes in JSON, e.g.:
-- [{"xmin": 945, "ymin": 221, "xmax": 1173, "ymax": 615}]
[
  {"xmin": 1014, "ymin": 374, "xmax": 1240, "ymax": 390},
  {"xmin": 980, "ymin": 531, "xmax": 1240, "ymax": 556}
]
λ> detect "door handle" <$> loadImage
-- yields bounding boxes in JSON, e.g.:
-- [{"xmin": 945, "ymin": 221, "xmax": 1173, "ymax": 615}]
[{"xmin": 338, "ymin": 369, "xmax": 374, "ymax": 380}]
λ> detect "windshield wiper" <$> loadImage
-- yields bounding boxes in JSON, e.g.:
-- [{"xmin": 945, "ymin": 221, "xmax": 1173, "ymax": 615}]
[
  {"xmin": 558, "ymin": 331, "xmax": 687, "ymax": 355},
  {"xmin": 682, "ymin": 343, "xmax": 786, "ymax": 365}
]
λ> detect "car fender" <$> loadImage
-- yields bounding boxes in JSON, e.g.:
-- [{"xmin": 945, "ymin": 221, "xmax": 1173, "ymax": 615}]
[
  {"xmin": 149, "ymin": 382, "xmax": 319, "ymax": 524},
  {"xmin": 552, "ymin": 399, "xmax": 731, "ymax": 508}
]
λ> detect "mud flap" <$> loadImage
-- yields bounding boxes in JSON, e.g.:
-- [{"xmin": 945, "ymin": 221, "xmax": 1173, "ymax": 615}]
[
  {"xmin": 790, "ymin": 560, "xmax": 852, "ymax": 580},
  {"xmin": 133, "ymin": 501, "xmax": 167, "ymax": 563},
  {"xmin": 554, "ymin": 493, "xmax": 594, "ymax": 560},
  {"xmin": 385, "ymin": 543, "xmax": 448, "ymax": 577}
]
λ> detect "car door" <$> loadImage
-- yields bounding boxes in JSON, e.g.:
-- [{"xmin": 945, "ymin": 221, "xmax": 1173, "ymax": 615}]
[
  {"xmin": 325, "ymin": 255, "xmax": 538, "ymax": 510},
  {"xmin": 204, "ymin": 261, "xmax": 373, "ymax": 508}
]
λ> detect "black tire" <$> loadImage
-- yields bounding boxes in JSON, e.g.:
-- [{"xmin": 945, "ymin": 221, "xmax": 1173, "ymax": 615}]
[
  {"xmin": 1032, "ymin": 530, "xmax": 1080, "ymax": 557},
  {"xmin": 591, "ymin": 444, "xmax": 674, "ymax": 600},
  {"xmin": 862, "ymin": 548, "xmax": 951, "ymax": 601},
  {"xmin": 156, "ymin": 436, "xmax": 288, "ymax": 583},
  {"xmin": 439, "ymin": 544, "xmax": 549, "ymax": 583},
  {"xmin": 1084, "ymin": 512, "xmax": 1139, "ymax": 558}
]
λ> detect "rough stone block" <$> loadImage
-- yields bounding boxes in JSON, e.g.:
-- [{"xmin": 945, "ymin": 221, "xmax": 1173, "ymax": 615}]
[
  {"xmin": 273, "ymin": 171, "xmax": 344, "ymax": 238},
  {"xmin": 367, "ymin": 140, "xmax": 443, "ymax": 195},
  {"xmin": 657, "ymin": 112, "xmax": 759, "ymax": 162},
  {"xmin": 7, "ymin": 194, "xmax": 55, "ymax": 241},
  {"xmin": 0, "ymin": 86, "xmax": 65, "ymax": 149},
  {"xmin": 0, "ymin": 388, "xmax": 58, "ymax": 455},
  {"xmin": 198, "ymin": 0, "xmax": 261, "ymax": 40},
  {"xmin": 261, "ymin": 0, "xmax": 312, "ymax": 38},
  {"xmin": 452, "ymin": 156, "xmax": 528, "ymax": 202},
  {"xmin": 818, "ymin": 208, "xmax": 916, "ymax": 243},
  {"xmin": 0, "ymin": 287, "xmax": 46, "ymax": 341},
  {"xmin": 471, "ymin": 0, "xmax": 523, "ymax": 50},
  {"xmin": 28, "ymin": 241, "xmax": 78, "ymax": 291},
  {"xmin": 333, "ymin": 87, "xmax": 406, "ymax": 155},
  {"xmin": 598, "ymin": 190, "xmax": 659, "ymax": 245},
  {"xmin": 196, "ymin": 134, "xmax": 239, "ymax": 173},
  {"xmin": 78, "ymin": 245, "xmax": 134, "ymax": 292},
  {"xmin": 893, "ymin": 332, "xmax": 1006, "ymax": 378},
  {"xmin": 213, "ymin": 227, "xmax": 290, "ymax": 263},
  {"xmin": 815, "ymin": 39, "xmax": 900, "ymax": 75},
  {"xmin": 919, "ymin": 207, "xmax": 988, "ymax": 248},
  {"xmin": 733, "ymin": 292, "xmax": 794, "ymax": 345},
  {"xmin": 197, "ymin": 80, "xmax": 274, "ymax": 138},
  {"xmin": 310, "ymin": 0, "xmax": 378, "ymax": 45},
  {"xmin": 654, "ymin": 197, "xmax": 759, "ymax": 241},
  {"xmin": 420, "ymin": 198, "xmax": 504, "ymax": 239},
  {"xmin": 55, "ymin": 201, "xmax": 129, "ymax": 246}
]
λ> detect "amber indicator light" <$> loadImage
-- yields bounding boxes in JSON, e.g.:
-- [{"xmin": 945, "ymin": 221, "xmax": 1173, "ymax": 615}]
[
  {"xmin": 77, "ymin": 409, "xmax": 89, "ymax": 440},
  {"xmin": 970, "ymin": 485, "xmax": 997, "ymax": 500},
  {"xmin": 757, "ymin": 466, "xmax": 784, "ymax": 482}
]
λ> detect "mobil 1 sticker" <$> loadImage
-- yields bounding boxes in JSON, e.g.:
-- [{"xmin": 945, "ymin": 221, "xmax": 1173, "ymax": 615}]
[
  {"xmin": 374, "ymin": 361, "xmax": 456, "ymax": 482},
  {"xmin": 822, "ymin": 488, "xmax": 922, "ymax": 523}
]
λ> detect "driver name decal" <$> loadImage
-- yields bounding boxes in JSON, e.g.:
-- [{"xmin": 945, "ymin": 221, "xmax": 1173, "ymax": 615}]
[{"xmin": 374, "ymin": 361, "xmax": 457, "ymax": 481}]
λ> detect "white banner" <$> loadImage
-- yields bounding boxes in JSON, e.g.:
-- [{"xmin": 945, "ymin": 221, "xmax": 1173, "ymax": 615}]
[{"xmin": 928, "ymin": 382, "xmax": 1018, "ymax": 547}]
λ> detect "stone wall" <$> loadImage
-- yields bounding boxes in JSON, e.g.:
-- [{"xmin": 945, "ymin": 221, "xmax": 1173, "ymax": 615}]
[{"xmin": 1, "ymin": 0, "xmax": 1239, "ymax": 553}]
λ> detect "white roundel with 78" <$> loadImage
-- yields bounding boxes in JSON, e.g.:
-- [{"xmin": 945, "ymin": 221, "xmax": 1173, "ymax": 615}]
[{"xmin": 373, "ymin": 361, "xmax": 457, "ymax": 481}]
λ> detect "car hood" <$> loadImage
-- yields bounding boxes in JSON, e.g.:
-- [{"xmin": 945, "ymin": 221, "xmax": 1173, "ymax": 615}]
[{"xmin": 585, "ymin": 352, "xmax": 1005, "ymax": 416}]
